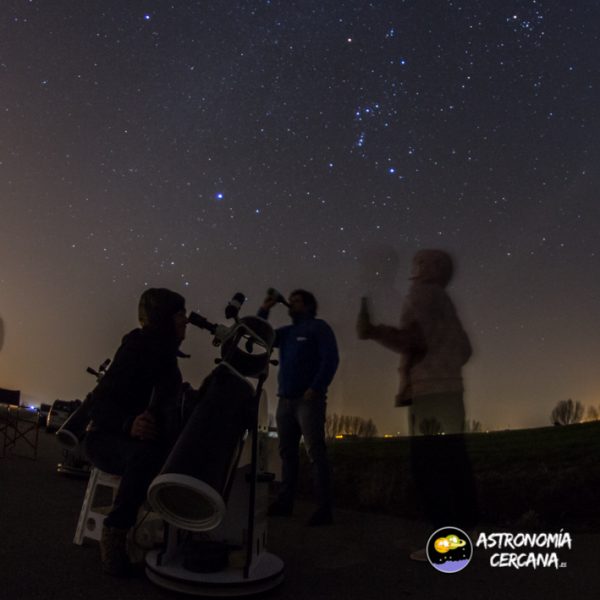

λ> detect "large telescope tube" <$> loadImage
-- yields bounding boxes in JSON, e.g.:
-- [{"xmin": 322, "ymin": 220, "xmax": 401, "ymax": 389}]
[{"xmin": 148, "ymin": 365, "xmax": 255, "ymax": 531}]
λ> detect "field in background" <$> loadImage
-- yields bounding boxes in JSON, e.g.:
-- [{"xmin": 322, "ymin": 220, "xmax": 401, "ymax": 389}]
[{"xmin": 296, "ymin": 421, "xmax": 600, "ymax": 531}]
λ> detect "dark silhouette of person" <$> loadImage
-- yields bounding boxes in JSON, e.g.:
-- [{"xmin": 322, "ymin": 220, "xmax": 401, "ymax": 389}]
[
  {"xmin": 259, "ymin": 289, "xmax": 339, "ymax": 526},
  {"xmin": 84, "ymin": 288, "xmax": 187, "ymax": 576},
  {"xmin": 357, "ymin": 249, "xmax": 477, "ymax": 556}
]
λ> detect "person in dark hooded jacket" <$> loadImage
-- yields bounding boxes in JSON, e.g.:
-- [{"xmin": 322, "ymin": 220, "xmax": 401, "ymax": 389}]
[{"xmin": 84, "ymin": 288, "xmax": 187, "ymax": 576}]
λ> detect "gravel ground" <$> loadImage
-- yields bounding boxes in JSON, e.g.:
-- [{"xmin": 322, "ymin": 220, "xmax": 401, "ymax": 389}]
[{"xmin": 0, "ymin": 432, "xmax": 597, "ymax": 600}]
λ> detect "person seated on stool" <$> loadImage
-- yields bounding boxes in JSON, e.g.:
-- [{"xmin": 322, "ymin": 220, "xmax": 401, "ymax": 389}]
[{"xmin": 84, "ymin": 288, "xmax": 188, "ymax": 576}]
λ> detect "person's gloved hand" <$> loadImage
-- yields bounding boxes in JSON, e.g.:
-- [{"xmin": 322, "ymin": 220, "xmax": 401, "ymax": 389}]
[{"xmin": 130, "ymin": 410, "xmax": 159, "ymax": 441}]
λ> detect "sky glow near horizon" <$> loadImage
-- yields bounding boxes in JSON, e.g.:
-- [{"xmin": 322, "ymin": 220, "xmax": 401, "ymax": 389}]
[{"xmin": 0, "ymin": 1, "xmax": 599, "ymax": 433}]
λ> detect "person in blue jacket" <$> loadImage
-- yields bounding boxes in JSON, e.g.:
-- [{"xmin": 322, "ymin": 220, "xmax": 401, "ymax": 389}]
[{"xmin": 259, "ymin": 289, "xmax": 339, "ymax": 526}]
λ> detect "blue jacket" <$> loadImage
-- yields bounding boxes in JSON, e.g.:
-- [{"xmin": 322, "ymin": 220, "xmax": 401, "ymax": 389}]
[{"xmin": 259, "ymin": 309, "xmax": 339, "ymax": 398}]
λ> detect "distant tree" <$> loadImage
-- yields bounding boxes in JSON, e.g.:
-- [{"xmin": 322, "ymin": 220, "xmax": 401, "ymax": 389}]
[
  {"xmin": 325, "ymin": 413, "xmax": 378, "ymax": 439},
  {"xmin": 419, "ymin": 418, "xmax": 442, "ymax": 436},
  {"xmin": 332, "ymin": 413, "xmax": 340, "ymax": 436},
  {"xmin": 325, "ymin": 413, "xmax": 337, "ymax": 439},
  {"xmin": 325, "ymin": 413, "xmax": 343, "ymax": 439},
  {"xmin": 585, "ymin": 405, "xmax": 599, "ymax": 422},
  {"xmin": 362, "ymin": 418, "xmax": 378, "ymax": 438},
  {"xmin": 348, "ymin": 416, "xmax": 360, "ymax": 435},
  {"xmin": 464, "ymin": 419, "xmax": 483, "ymax": 433},
  {"xmin": 550, "ymin": 398, "xmax": 584, "ymax": 426},
  {"xmin": 339, "ymin": 415, "xmax": 349, "ymax": 435}
]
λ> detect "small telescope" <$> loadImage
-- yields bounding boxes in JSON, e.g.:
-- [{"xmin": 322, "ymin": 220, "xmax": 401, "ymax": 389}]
[{"xmin": 55, "ymin": 359, "xmax": 110, "ymax": 449}]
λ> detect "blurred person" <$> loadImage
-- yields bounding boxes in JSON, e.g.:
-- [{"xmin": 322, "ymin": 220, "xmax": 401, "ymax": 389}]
[
  {"xmin": 357, "ymin": 249, "xmax": 477, "ymax": 558},
  {"xmin": 84, "ymin": 288, "xmax": 188, "ymax": 576},
  {"xmin": 333, "ymin": 244, "xmax": 404, "ymax": 436},
  {"xmin": 259, "ymin": 289, "xmax": 339, "ymax": 526}
]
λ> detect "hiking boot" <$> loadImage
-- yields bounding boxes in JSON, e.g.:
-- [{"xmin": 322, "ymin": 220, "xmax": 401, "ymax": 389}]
[
  {"xmin": 307, "ymin": 507, "xmax": 333, "ymax": 526},
  {"xmin": 100, "ymin": 525, "xmax": 131, "ymax": 576},
  {"xmin": 267, "ymin": 500, "xmax": 293, "ymax": 517}
]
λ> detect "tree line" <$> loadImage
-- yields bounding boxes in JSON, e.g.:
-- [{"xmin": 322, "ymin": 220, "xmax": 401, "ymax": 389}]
[
  {"xmin": 325, "ymin": 413, "xmax": 378, "ymax": 439},
  {"xmin": 550, "ymin": 398, "xmax": 600, "ymax": 426}
]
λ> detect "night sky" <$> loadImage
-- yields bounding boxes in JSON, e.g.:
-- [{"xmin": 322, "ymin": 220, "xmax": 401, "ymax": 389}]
[{"xmin": 1, "ymin": 1, "xmax": 599, "ymax": 434}]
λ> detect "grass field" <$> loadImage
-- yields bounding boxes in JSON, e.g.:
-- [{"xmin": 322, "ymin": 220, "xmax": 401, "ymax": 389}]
[{"xmin": 296, "ymin": 421, "xmax": 600, "ymax": 531}]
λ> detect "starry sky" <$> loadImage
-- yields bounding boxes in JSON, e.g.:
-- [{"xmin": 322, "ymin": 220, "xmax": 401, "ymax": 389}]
[{"xmin": 1, "ymin": 0, "xmax": 599, "ymax": 434}]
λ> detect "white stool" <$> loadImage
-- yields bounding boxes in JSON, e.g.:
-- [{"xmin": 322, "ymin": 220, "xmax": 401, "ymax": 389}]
[{"xmin": 73, "ymin": 467, "xmax": 121, "ymax": 545}]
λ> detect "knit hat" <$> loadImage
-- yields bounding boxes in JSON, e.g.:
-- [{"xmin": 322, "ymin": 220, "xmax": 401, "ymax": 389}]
[{"xmin": 138, "ymin": 288, "xmax": 186, "ymax": 329}]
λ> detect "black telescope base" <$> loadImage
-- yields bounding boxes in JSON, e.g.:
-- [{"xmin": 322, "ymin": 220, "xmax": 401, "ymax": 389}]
[{"xmin": 145, "ymin": 549, "xmax": 284, "ymax": 597}]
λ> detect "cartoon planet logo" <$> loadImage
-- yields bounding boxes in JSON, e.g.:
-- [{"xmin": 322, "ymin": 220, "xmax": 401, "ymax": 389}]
[{"xmin": 426, "ymin": 527, "xmax": 473, "ymax": 573}]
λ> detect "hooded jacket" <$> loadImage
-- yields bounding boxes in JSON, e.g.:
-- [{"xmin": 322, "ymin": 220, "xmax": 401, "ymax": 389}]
[
  {"xmin": 88, "ymin": 327, "xmax": 182, "ymax": 439},
  {"xmin": 370, "ymin": 250, "xmax": 472, "ymax": 404}
]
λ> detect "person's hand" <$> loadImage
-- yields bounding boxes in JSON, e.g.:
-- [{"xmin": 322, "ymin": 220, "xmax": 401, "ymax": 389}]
[
  {"xmin": 130, "ymin": 410, "xmax": 159, "ymax": 441},
  {"xmin": 261, "ymin": 295, "xmax": 278, "ymax": 311},
  {"xmin": 356, "ymin": 297, "xmax": 375, "ymax": 340},
  {"xmin": 303, "ymin": 388, "xmax": 319, "ymax": 401}
]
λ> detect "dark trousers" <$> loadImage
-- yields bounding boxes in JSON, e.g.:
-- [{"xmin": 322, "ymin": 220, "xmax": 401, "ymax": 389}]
[
  {"xmin": 276, "ymin": 395, "xmax": 332, "ymax": 511},
  {"xmin": 409, "ymin": 392, "xmax": 478, "ymax": 529},
  {"xmin": 84, "ymin": 431, "xmax": 169, "ymax": 529}
]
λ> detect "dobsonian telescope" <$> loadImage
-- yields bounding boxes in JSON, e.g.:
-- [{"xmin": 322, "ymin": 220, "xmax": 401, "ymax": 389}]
[
  {"xmin": 62, "ymin": 292, "xmax": 284, "ymax": 593},
  {"xmin": 145, "ymin": 292, "xmax": 284, "ymax": 594}
]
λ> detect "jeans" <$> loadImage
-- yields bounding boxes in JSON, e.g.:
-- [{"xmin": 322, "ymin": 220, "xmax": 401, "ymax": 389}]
[
  {"xmin": 84, "ymin": 431, "xmax": 170, "ymax": 529},
  {"xmin": 275, "ymin": 395, "xmax": 332, "ymax": 511}
]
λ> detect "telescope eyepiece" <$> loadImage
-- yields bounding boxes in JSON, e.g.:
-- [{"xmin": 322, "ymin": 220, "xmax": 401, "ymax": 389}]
[
  {"xmin": 225, "ymin": 292, "xmax": 246, "ymax": 320},
  {"xmin": 188, "ymin": 311, "xmax": 216, "ymax": 334}
]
